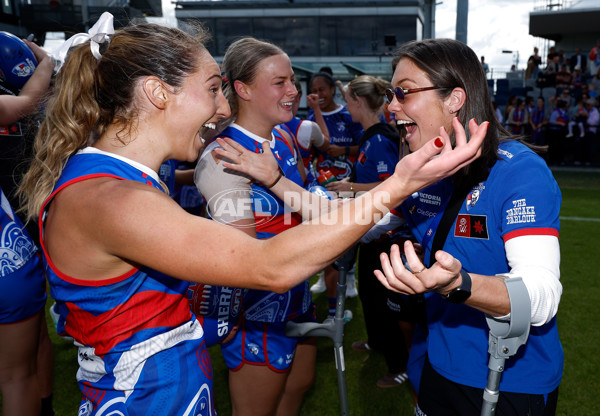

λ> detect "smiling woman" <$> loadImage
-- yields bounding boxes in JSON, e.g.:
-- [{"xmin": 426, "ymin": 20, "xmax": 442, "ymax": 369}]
[
  {"xmin": 194, "ymin": 37, "xmax": 317, "ymax": 416},
  {"xmin": 16, "ymin": 14, "xmax": 488, "ymax": 415}
]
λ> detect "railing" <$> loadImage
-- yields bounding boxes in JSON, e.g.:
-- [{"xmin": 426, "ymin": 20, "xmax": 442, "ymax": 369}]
[{"xmin": 532, "ymin": 0, "xmax": 569, "ymax": 11}]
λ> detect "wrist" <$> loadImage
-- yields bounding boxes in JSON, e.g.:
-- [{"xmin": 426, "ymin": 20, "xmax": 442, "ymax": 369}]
[
  {"xmin": 345, "ymin": 146, "xmax": 350, "ymax": 156},
  {"xmin": 266, "ymin": 169, "xmax": 283, "ymax": 188}
]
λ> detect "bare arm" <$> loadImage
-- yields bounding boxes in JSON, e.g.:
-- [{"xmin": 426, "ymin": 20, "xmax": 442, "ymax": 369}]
[
  {"xmin": 47, "ymin": 118, "xmax": 487, "ymax": 294},
  {"xmin": 0, "ymin": 40, "xmax": 53, "ymax": 125},
  {"xmin": 307, "ymin": 93, "xmax": 330, "ymax": 143}
]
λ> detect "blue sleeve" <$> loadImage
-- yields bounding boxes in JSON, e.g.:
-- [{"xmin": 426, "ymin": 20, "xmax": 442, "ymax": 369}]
[{"xmin": 493, "ymin": 145, "xmax": 561, "ymax": 242}]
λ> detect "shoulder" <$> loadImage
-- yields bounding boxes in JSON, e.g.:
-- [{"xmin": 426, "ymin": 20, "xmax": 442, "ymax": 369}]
[{"xmin": 493, "ymin": 140, "xmax": 557, "ymax": 188}]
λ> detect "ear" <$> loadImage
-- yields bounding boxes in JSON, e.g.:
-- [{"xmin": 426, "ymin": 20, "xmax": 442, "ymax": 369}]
[
  {"xmin": 142, "ymin": 76, "xmax": 169, "ymax": 110},
  {"xmin": 444, "ymin": 87, "xmax": 466, "ymax": 115},
  {"xmin": 234, "ymin": 80, "xmax": 251, "ymax": 102}
]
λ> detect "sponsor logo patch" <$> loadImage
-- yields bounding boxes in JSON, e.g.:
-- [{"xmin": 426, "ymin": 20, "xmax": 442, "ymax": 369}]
[{"xmin": 455, "ymin": 214, "xmax": 489, "ymax": 239}]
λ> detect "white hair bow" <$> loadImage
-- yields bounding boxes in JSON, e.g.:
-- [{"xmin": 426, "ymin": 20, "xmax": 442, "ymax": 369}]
[{"xmin": 51, "ymin": 11, "xmax": 115, "ymax": 73}]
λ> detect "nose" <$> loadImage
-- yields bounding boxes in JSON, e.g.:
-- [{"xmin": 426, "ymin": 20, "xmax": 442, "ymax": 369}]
[
  {"xmin": 387, "ymin": 95, "xmax": 401, "ymax": 114},
  {"xmin": 217, "ymin": 90, "xmax": 231, "ymax": 119}
]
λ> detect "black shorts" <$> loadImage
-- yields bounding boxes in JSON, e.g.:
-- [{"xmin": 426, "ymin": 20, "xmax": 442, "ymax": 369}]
[{"xmin": 417, "ymin": 358, "xmax": 558, "ymax": 416}]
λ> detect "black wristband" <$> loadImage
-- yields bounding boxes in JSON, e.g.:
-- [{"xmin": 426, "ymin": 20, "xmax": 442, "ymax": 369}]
[
  {"xmin": 266, "ymin": 171, "xmax": 283, "ymax": 188},
  {"xmin": 345, "ymin": 146, "xmax": 350, "ymax": 156}
]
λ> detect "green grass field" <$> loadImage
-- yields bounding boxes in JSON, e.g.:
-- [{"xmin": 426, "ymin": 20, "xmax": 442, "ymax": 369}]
[{"xmin": 36, "ymin": 169, "xmax": 600, "ymax": 415}]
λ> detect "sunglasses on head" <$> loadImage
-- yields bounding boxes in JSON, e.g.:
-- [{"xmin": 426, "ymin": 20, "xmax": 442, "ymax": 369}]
[{"xmin": 385, "ymin": 86, "xmax": 441, "ymax": 103}]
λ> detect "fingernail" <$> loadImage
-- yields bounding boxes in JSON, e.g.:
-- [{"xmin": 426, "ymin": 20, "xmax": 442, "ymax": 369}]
[
  {"xmin": 456, "ymin": 117, "xmax": 460, "ymax": 124},
  {"xmin": 473, "ymin": 118, "xmax": 477, "ymax": 124},
  {"xmin": 434, "ymin": 137, "xmax": 444, "ymax": 148}
]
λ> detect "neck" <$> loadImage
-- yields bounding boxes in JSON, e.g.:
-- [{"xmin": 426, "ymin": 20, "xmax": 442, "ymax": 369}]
[
  {"xmin": 94, "ymin": 126, "xmax": 164, "ymax": 173},
  {"xmin": 234, "ymin": 113, "xmax": 275, "ymax": 140},
  {"xmin": 360, "ymin": 113, "xmax": 382, "ymax": 131}
]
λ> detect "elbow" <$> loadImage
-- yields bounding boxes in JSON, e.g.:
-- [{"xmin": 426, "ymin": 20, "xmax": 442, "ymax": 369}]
[
  {"xmin": 525, "ymin": 275, "xmax": 563, "ymax": 326},
  {"xmin": 256, "ymin": 267, "xmax": 297, "ymax": 294}
]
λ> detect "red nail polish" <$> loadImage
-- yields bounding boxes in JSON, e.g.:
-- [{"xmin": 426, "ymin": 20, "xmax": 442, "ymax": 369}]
[
  {"xmin": 434, "ymin": 137, "xmax": 444, "ymax": 148},
  {"xmin": 473, "ymin": 118, "xmax": 477, "ymax": 124},
  {"xmin": 456, "ymin": 117, "xmax": 460, "ymax": 124}
]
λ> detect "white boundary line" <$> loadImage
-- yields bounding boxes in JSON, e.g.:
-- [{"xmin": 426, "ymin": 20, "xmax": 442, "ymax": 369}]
[{"xmin": 560, "ymin": 216, "xmax": 600, "ymax": 223}]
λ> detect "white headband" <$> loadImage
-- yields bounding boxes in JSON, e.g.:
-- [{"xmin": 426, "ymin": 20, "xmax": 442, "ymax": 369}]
[{"xmin": 51, "ymin": 11, "xmax": 115, "ymax": 73}]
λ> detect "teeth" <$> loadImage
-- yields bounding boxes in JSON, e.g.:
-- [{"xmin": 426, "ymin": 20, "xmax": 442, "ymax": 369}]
[
  {"xmin": 281, "ymin": 102, "xmax": 292, "ymax": 107},
  {"xmin": 203, "ymin": 122, "xmax": 216, "ymax": 130},
  {"xmin": 396, "ymin": 120, "xmax": 414, "ymax": 125}
]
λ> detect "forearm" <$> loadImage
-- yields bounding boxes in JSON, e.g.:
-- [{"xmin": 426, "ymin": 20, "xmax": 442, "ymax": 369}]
[
  {"xmin": 264, "ymin": 176, "xmax": 406, "ymax": 278},
  {"xmin": 0, "ymin": 56, "xmax": 53, "ymax": 124},
  {"xmin": 311, "ymin": 107, "xmax": 330, "ymax": 141},
  {"xmin": 269, "ymin": 175, "xmax": 336, "ymax": 220}
]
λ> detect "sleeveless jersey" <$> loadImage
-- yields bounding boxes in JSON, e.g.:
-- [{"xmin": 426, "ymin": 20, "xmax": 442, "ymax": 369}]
[
  {"xmin": 0, "ymin": 186, "xmax": 46, "ymax": 323},
  {"xmin": 217, "ymin": 125, "xmax": 311, "ymax": 322},
  {"xmin": 40, "ymin": 148, "xmax": 215, "ymax": 416},
  {"xmin": 400, "ymin": 140, "xmax": 563, "ymax": 395}
]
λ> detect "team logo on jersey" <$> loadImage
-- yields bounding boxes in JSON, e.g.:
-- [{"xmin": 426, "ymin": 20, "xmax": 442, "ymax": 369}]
[
  {"xmin": 78, "ymin": 400, "xmax": 93, "ymax": 416},
  {"xmin": 247, "ymin": 343, "xmax": 260, "ymax": 356},
  {"xmin": 454, "ymin": 214, "xmax": 489, "ymax": 239},
  {"xmin": 466, "ymin": 189, "xmax": 480, "ymax": 210}
]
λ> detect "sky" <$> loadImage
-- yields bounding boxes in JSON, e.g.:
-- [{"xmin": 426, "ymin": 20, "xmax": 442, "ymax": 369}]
[
  {"xmin": 143, "ymin": 0, "xmax": 543, "ymax": 73},
  {"xmin": 434, "ymin": 0, "xmax": 537, "ymax": 72}
]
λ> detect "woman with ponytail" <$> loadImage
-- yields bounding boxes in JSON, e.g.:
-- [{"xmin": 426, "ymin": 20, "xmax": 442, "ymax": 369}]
[{"xmin": 17, "ymin": 15, "xmax": 487, "ymax": 415}]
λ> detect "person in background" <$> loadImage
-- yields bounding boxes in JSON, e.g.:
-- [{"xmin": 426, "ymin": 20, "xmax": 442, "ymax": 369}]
[
  {"xmin": 325, "ymin": 74, "xmax": 415, "ymax": 387},
  {"xmin": 480, "ymin": 56, "xmax": 489, "ymax": 77},
  {"xmin": 194, "ymin": 37, "xmax": 316, "ymax": 416},
  {"xmin": 547, "ymin": 98, "xmax": 569, "ymax": 165},
  {"xmin": 17, "ymin": 14, "xmax": 486, "ymax": 414},
  {"xmin": 526, "ymin": 46, "xmax": 542, "ymax": 80},
  {"xmin": 281, "ymin": 78, "xmax": 329, "ymax": 183},
  {"xmin": 0, "ymin": 35, "xmax": 55, "ymax": 416},
  {"xmin": 307, "ymin": 71, "xmax": 363, "ymax": 301},
  {"xmin": 376, "ymin": 38, "xmax": 562, "ymax": 416},
  {"xmin": 530, "ymin": 96, "xmax": 549, "ymax": 147},
  {"xmin": 507, "ymin": 98, "xmax": 528, "ymax": 135}
]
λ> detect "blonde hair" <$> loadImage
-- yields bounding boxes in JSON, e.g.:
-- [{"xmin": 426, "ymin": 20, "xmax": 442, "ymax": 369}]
[
  {"xmin": 19, "ymin": 23, "xmax": 210, "ymax": 221},
  {"xmin": 221, "ymin": 37, "xmax": 285, "ymax": 119},
  {"xmin": 346, "ymin": 75, "xmax": 390, "ymax": 113}
]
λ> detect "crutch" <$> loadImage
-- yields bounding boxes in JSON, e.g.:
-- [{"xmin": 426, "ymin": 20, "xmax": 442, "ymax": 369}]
[
  {"xmin": 285, "ymin": 246, "xmax": 357, "ymax": 416},
  {"xmin": 481, "ymin": 277, "xmax": 531, "ymax": 416}
]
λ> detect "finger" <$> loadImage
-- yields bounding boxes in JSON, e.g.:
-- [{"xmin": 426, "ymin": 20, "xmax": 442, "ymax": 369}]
[
  {"xmin": 261, "ymin": 141, "xmax": 275, "ymax": 157},
  {"xmin": 438, "ymin": 126, "xmax": 452, "ymax": 154},
  {"xmin": 377, "ymin": 250, "xmax": 415, "ymax": 294},
  {"xmin": 416, "ymin": 134, "xmax": 446, "ymax": 162},
  {"xmin": 467, "ymin": 117, "xmax": 480, "ymax": 138},
  {"xmin": 434, "ymin": 250, "xmax": 462, "ymax": 274},
  {"xmin": 374, "ymin": 269, "xmax": 400, "ymax": 292},
  {"xmin": 452, "ymin": 117, "xmax": 467, "ymax": 148},
  {"xmin": 403, "ymin": 240, "xmax": 426, "ymax": 273},
  {"xmin": 215, "ymin": 137, "xmax": 243, "ymax": 155}
]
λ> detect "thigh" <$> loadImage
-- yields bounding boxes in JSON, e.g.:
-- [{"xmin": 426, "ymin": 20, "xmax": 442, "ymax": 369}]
[
  {"xmin": 0, "ymin": 311, "xmax": 41, "ymax": 380},
  {"xmin": 228, "ymin": 362, "xmax": 289, "ymax": 416},
  {"xmin": 285, "ymin": 337, "xmax": 317, "ymax": 390}
]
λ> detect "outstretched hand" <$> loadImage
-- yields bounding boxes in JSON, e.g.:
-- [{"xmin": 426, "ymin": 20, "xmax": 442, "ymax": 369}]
[
  {"xmin": 390, "ymin": 118, "xmax": 488, "ymax": 197},
  {"xmin": 374, "ymin": 240, "xmax": 462, "ymax": 295},
  {"xmin": 213, "ymin": 137, "xmax": 281, "ymax": 186}
]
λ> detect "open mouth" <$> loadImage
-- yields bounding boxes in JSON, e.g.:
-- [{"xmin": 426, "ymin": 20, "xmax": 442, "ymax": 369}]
[
  {"xmin": 397, "ymin": 120, "xmax": 417, "ymax": 139},
  {"xmin": 198, "ymin": 122, "xmax": 217, "ymax": 143}
]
